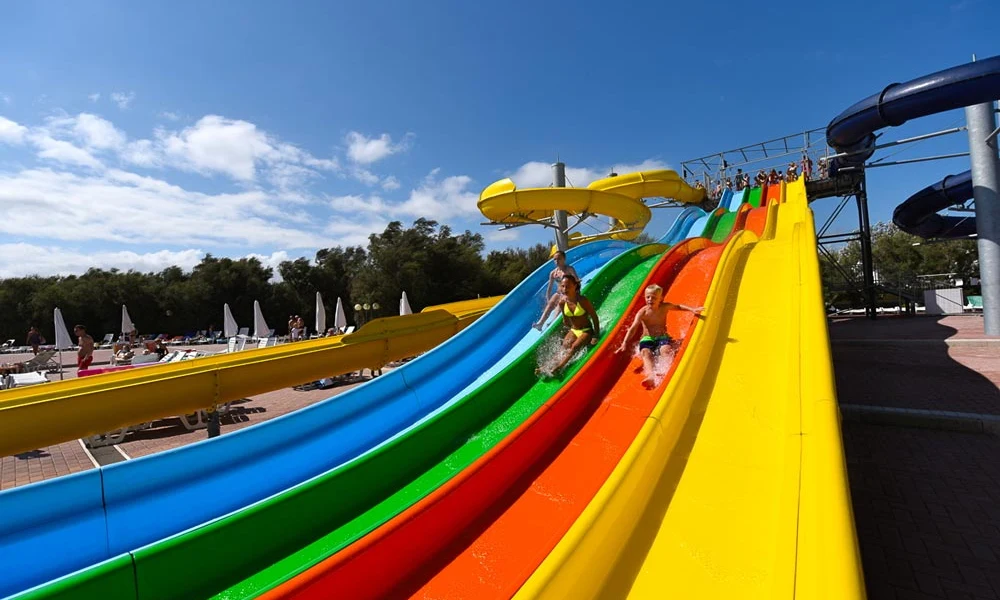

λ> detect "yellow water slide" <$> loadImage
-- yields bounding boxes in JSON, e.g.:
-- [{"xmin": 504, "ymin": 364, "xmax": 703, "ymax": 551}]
[
  {"xmin": 0, "ymin": 296, "xmax": 501, "ymax": 458},
  {"xmin": 514, "ymin": 178, "xmax": 864, "ymax": 599},
  {"xmin": 478, "ymin": 169, "xmax": 705, "ymax": 247}
]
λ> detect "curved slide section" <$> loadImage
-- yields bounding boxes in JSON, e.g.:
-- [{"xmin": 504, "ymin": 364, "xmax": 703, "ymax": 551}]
[
  {"xmin": 0, "ymin": 241, "xmax": 628, "ymax": 599},
  {"xmin": 827, "ymin": 55, "xmax": 1000, "ymax": 170},
  {"xmin": 893, "ymin": 170, "xmax": 975, "ymax": 238},
  {"xmin": 514, "ymin": 180, "xmax": 864, "ymax": 599},
  {"xmin": 479, "ymin": 169, "xmax": 706, "ymax": 247}
]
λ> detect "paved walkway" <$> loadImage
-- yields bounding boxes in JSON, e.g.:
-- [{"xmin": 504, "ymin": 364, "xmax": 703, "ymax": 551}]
[{"xmin": 833, "ymin": 315, "xmax": 1000, "ymax": 599}]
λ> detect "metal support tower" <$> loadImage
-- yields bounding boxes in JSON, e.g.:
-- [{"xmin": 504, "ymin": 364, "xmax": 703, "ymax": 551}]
[
  {"xmin": 965, "ymin": 100, "xmax": 1000, "ymax": 335},
  {"xmin": 552, "ymin": 161, "xmax": 569, "ymax": 252}
]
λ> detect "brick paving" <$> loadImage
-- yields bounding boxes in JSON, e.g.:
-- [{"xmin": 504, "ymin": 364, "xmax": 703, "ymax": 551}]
[
  {"xmin": 830, "ymin": 316, "xmax": 1000, "ymax": 415},
  {"xmin": 833, "ymin": 316, "xmax": 1000, "ymax": 599},
  {"xmin": 843, "ymin": 422, "xmax": 1000, "ymax": 600}
]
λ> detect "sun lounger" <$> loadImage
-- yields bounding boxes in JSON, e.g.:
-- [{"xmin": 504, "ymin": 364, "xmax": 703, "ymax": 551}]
[{"xmin": 4, "ymin": 372, "xmax": 50, "ymax": 388}]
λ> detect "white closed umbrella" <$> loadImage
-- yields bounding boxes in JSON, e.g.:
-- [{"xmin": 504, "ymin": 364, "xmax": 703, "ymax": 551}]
[
  {"xmin": 315, "ymin": 292, "xmax": 326, "ymax": 336},
  {"xmin": 400, "ymin": 291, "xmax": 413, "ymax": 316},
  {"xmin": 121, "ymin": 304, "xmax": 135, "ymax": 338},
  {"xmin": 334, "ymin": 297, "xmax": 348, "ymax": 333},
  {"xmin": 223, "ymin": 303, "xmax": 239, "ymax": 338},
  {"xmin": 253, "ymin": 300, "xmax": 270, "ymax": 339},
  {"xmin": 53, "ymin": 307, "xmax": 74, "ymax": 380}
]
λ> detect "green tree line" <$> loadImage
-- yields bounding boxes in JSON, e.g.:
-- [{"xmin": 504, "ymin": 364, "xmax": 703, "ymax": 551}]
[
  {"xmin": 820, "ymin": 222, "xmax": 980, "ymax": 308},
  {"xmin": 0, "ymin": 219, "xmax": 550, "ymax": 343}
]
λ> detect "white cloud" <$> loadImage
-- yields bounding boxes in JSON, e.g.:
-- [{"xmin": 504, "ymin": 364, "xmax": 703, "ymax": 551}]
[
  {"xmin": 0, "ymin": 244, "xmax": 304, "ymax": 280},
  {"xmin": 88, "ymin": 93, "xmax": 100, "ymax": 103},
  {"xmin": 350, "ymin": 166, "xmax": 380, "ymax": 186},
  {"xmin": 329, "ymin": 194, "xmax": 389, "ymax": 215},
  {"xmin": 1, "ymin": 94, "xmax": 10, "ymax": 105},
  {"xmin": 111, "ymin": 91, "xmax": 135, "ymax": 110},
  {"xmin": 487, "ymin": 229, "xmax": 520, "ymax": 242},
  {"xmin": 0, "ymin": 167, "xmax": 334, "ymax": 249},
  {"xmin": 30, "ymin": 135, "xmax": 103, "ymax": 168},
  {"xmin": 324, "ymin": 218, "xmax": 390, "ymax": 247},
  {"xmin": 508, "ymin": 158, "xmax": 669, "ymax": 188},
  {"xmin": 0, "ymin": 244, "xmax": 207, "ymax": 278},
  {"xmin": 121, "ymin": 139, "xmax": 160, "ymax": 167},
  {"xmin": 62, "ymin": 113, "xmax": 126, "ymax": 150},
  {"xmin": 159, "ymin": 111, "xmax": 180, "ymax": 121},
  {"xmin": 0, "ymin": 116, "xmax": 28, "ymax": 144},
  {"xmin": 395, "ymin": 169, "xmax": 479, "ymax": 219},
  {"xmin": 381, "ymin": 175, "xmax": 400, "ymax": 191},
  {"xmin": 345, "ymin": 131, "xmax": 411, "ymax": 164}
]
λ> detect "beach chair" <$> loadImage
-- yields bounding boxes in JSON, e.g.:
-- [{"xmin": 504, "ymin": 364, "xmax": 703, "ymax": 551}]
[
  {"xmin": 98, "ymin": 333, "xmax": 115, "ymax": 348},
  {"xmin": 344, "ymin": 326, "xmax": 355, "ymax": 334},
  {"xmin": 965, "ymin": 295, "xmax": 984, "ymax": 312},
  {"xmin": 19, "ymin": 350, "xmax": 60, "ymax": 374},
  {"xmin": 4, "ymin": 372, "xmax": 49, "ymax": 388}
]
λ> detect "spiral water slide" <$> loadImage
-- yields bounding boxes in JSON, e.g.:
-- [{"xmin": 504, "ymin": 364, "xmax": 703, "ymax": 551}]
[
  {"xmin": 825, "ymin": 55, "xmax": 1000, "ymax": 239},
  {"xmin": 478, "ymin": 169, "xmax": 706, "ymax": 246}
]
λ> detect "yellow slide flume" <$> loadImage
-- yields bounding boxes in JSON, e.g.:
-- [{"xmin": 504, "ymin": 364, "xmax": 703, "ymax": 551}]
[
  {"xmin": 478, "ymin": 169, "xmax": 705, "ymax": 247},
  {"xmin": 514, "ymin": 179, "xmax": 864, "ymax": 599},
  {"xmin": 0, "ymin": 296, "xmax": 501, "ymax": 458}
]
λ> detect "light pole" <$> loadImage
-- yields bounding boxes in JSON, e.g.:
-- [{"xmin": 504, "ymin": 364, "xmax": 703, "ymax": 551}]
[{"xmin": 353, "ymin": 301, "xmax": 381, "ymax": 327}]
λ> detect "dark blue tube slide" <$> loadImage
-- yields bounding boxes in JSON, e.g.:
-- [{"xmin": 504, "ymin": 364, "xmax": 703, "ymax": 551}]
[
  {"xmin": 0, "ymin": 239, "xmax": 630, "ymax": 599},
  {"xmin": 826, "ymin": 55, "xmax": 1000, "ymax": 238},
  {"xmin": 893, "ymin": 170, "xmax": 976, "ymax": 238},
  {"xmin": 827, "ymin": 55, "xmax": 1000, "ymax": 169}
]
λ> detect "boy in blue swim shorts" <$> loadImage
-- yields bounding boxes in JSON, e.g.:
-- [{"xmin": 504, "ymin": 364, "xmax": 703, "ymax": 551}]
[{"xmin": 616, "ymin": 284, "xmax": 703, "ymax": 388}]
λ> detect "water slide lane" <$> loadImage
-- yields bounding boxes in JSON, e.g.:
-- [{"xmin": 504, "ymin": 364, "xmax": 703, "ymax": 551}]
[
  {"xmin": 254, "ymin": 237, "xmax": 713, "ymax": 600},
  {"xmin": 1, "ymin": 241, "xmax": 627, "ymax": 600},
  {"xmin": 513, "ymin": 180, "xmax": 863, "ymax": 599},
  {"xmin": 657, "ymin": 207, "xmax": 706, "ymax": 246},
  {"xmin": 257, "ymin": 191, "xmax": 762, "ymax": 599},
  {"xmin": 11, "ymin": 245, "xmax": 658, "ymax": 600}
]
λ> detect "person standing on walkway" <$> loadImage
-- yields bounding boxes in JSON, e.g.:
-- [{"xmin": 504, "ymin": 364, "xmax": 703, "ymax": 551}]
[
  {"xmin": 74, "ymin": 325, "xmax": 95, "ymax": 370},
  {"xmin": 26, "ymin": 326, "xmax": 44, "ymax": 355}
]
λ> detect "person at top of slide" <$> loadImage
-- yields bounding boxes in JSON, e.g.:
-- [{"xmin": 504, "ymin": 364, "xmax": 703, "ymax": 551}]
[
  {"xmin": 545, "ymin": 250, "xmax": 578, "ymax": 301},
  {"xmin": 534, "ymin": 250, "xmax": 579, "ymax": 330},
  {"xmin": 536, "ymin": 274, "xmax": 600, "ymax": 377},
  {"xmin": 616, "ymin": 284, "xmax": 703, "ymax": 388}
]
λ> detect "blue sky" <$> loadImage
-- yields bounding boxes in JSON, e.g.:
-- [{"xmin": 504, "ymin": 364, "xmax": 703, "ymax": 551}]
[{"xmin": 0, "ymin": 0, "xmax": 997, "ymax": 278}]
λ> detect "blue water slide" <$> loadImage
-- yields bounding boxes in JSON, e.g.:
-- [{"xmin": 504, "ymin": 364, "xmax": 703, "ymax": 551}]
[
  {"xmin": 826, "ymin": 55, "xmax": 1000, "ymax": 239},
  {"xmin": 0, "ymin": 240, "xmax": 629, "ymax": 598},
  {"xmin": 893, "ymin": 171, "xmax": 976, "ymax": 238},
  {"xmin": 659, "ymin": 206, "xmax": 707, "ymax": 246},
  {"xmin": 726, "ymin": 188, "xmax": 748, "ymax": 212},
  {"xmin": 827, "ymin": 55, "xmax": 1000, "ymax": 172},
  {"xmin": 685, "ymin": 209, "xmax": 717, "ymax": 240}
]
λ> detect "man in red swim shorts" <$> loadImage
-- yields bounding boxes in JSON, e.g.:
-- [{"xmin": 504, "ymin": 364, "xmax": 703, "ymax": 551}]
[{"xmin": 74, "ymin": 324, "xmax": 95, "ymax": 370}]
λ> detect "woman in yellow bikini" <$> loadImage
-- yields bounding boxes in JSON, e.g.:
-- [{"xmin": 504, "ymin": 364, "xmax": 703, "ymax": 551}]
[{"xmin": 536, "ymin": 274, "xmax": 600, "ymax": 377}]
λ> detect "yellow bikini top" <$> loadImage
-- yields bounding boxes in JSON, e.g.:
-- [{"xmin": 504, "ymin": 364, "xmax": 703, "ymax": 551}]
[{"xmin": 563, "ymin": 300, "xmax": 586, "ymax": 317}]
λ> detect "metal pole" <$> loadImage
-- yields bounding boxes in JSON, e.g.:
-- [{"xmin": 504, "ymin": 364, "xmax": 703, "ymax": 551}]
[
  {"xmin": 964, "ymin": 100, "xmax": 1000, "ymax": 335},
  {"xmin": 856, "ymin": 179, "xmax": 877, "ymax": 320},
  {"xmin": 552, "ymin": 162, "xmax": 569, "ymax": 252}
]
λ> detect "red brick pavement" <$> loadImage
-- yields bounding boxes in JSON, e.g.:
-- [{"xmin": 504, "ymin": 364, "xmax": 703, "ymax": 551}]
[
  {"xmin": 829, "ymin": 315, "xmax": 996, "ymax": 341},
  {"xmin": 830, "ymin": 316, "xmax": 1000, "ymax": 415},
  {"xmin": 843, "ymin": 422, "xmax": 1000, "ymax": 600}
]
